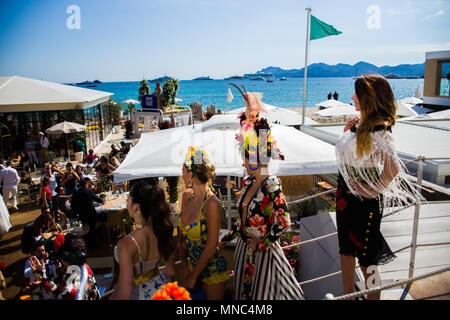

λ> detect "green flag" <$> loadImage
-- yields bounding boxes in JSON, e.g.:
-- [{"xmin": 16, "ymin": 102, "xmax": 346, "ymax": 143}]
[{"xmin": 310, "ymin": 15, "xmax": 342, "ymax": 40}]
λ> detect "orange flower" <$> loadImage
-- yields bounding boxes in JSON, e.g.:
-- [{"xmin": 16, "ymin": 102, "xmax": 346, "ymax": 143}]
[{"xmin": 151, "ymin": 282, "xmax": 191, "ymax": 300}]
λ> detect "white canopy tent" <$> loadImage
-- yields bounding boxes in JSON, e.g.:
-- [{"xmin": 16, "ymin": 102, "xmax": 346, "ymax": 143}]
[
  {"xmin": 113, "ymin": 124, "xmax": 337, "ymax": 182},
  {"xmin": 228, "ymin": 104, "xmax": 318, "ymax": 126}
]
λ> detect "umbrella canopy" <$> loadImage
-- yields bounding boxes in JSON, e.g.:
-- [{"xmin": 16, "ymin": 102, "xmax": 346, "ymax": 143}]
[
  {"xmin": 399, "ymin": 96, "xmax": 422, "ymax": 106},
  {"xmin": 315, "ymin": 99, "xmax": 352, "ymax": 108},
  {"xmin": 228, "ymin": 104, "xmax": 318, "ymax": 126},
  {"xmin": 45, "ymin": 121, "xmax": 86, "ymax": 135},
  {"xmin": 314, "ymin": 105, "xmax": 359, "ymax": 117},
  {"xmin": 123, "ymin": 99, "xmax": 140, "ymax": 105},
  {"xmin": 113, "ymin": 124, "xmax": 337, "ymax": 183},
  {"xmin": 396, "ymin": 101, "xmax": 419, "ymax": 117},
  {"xmin": 414, "ymin": 85, "xmax": 421, "ymax": 98},
  {"xmin": 45, "ymin": 121, "xmax": 86, "ymax": 160}
]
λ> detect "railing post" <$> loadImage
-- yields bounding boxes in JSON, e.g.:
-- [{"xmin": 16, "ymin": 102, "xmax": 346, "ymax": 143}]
[
  {"xmin": 227, "ymin": 175, "xmax": 231, "ymax": 230},
  {"xmin": 408, "ymin": 155, "xmax": 424, "ymax": 279}
]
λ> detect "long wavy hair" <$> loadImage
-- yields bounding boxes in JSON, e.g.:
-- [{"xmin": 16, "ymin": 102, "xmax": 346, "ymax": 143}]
[
  {"xmin": 354, "ymin": 74, "xmax": 397, "ymax": 158},
  {"xmin": 129, "ymin": 182, "xmax": 175, "ymax": 261}
]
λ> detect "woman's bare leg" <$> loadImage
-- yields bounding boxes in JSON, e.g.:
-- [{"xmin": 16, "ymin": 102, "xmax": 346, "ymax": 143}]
[{"xmin": 340, "ymin": 254, "xmax": 356, "ymax": 297}]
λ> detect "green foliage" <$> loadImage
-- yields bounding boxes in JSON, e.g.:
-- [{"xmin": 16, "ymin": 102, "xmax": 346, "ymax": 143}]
[
  {"xmin": 139, "ymin": 79, "xmax": 151, "ymax": 97},
  {"xmin": 123, "ymin": 210, "xmax": 135, "ymax": 234},
  {"xmin": 162, "ymin": 79, "xmax": 179, "ymax": 106},
  {"xmin": 98, "ymin": 176, "xmax": 113, "ymax": 192},
  {"xmin": 165, "ymin": 176, "xmax": 179, "ymax": 203},
  {"xmin": 105, "ymin": 98, "xmax": 123, "ymax": 125}
]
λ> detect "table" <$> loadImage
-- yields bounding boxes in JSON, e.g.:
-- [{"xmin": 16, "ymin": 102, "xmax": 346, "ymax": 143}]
[{"xmin": 95, "ymin": 191, "xmax": 128, "ymax": 214}]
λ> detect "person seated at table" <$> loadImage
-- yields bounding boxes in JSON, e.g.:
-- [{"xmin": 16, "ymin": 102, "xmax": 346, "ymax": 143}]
[
  {"xmin": 41, "ymin": 164, "xmax": 64, "ymax": 197},
  {"xmin": 52, "ymin": 233, "xmax": 101, "ymax": 300},
  {"xmin": 61, "ymin": 163, "xmax": 80, "ymax": 196},
  {"xmin": 94, "ymin": 156, "xmax": 116, "ymax": 179},
  {"xmin": 120, "ymin": 141, "xmax": 130, "ymax": 156},
  {"xmin": 10, "ymin": 151, "xmax": 21, "ymax": 164},
  {"xmin": 17, "ymin": 152, "xmax": 30, "ymax": 171},
  {"xmin": 24, "ymin": 237, "xmax": 60, "ymax": 299},
  {"xmin": 53, "ymin": 186, "xmax": 75, "ymax": 220},
  {"xmin": 71, "ymin": 177, "xmax": 105, "ymax": 248},
  {"xmin": 74, "ymin": 165, "xmax": 87, "ymax": 189},
  {"xmin": 83, "ymin": 149, "xmax": 97, "ymax": 164},
  {"xmin": 20, "ymin": 172, "xmax": 39, "ymax": 190},
  {"xmin": 32, "ymin": 206, "xmax": 59, "ymax": 238},
  {"xmin": 108, "ymin": 152, "xmax": 121, "ymax": 168}
]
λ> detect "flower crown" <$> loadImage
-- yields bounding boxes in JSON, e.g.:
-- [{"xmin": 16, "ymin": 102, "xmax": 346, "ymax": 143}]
[
  {"xmin": 184, "ymin": 146, "xmax": 210, "ymax": 171},
  {"xmin": 228, "ymin": 84, "xmax": 284, "ymax": 164}
]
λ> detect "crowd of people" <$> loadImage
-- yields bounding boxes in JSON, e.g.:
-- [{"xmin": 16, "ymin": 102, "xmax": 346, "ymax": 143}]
[{"xmin": 1, "ymin": 74, "xmax": 423, "ymax": 301}]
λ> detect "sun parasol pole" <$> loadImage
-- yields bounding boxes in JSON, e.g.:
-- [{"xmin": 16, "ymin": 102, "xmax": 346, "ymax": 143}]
[
  {"xmin": 302, "ymin": 8, "xmax": 312, "ymax": 126},
  {"xmin": 66, "ymin": 134, "xmax": 70, "ymax": 161}
]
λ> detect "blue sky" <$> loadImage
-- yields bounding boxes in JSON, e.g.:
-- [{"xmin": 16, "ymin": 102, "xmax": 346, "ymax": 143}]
[{"xmin": 0, "ymin": 0, "xmax": 449, "ymax": 82}]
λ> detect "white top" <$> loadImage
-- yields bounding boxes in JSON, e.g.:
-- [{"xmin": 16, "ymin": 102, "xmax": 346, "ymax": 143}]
[
  {"xmin": 0, "ymin": 166, "xmax": 20, "ymax": 188},
  {"xmin": 39, "ymin": 136, "xmax": 49, "ymax": 148}
]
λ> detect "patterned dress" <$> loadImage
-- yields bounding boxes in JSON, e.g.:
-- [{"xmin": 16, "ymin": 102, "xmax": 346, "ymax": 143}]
[
  {"xmin": 178, "ymin": 192, "xmax": 230, "ymax": 285},
  {"xmin": 222, "ymin": 175, "xmax": 304, "ymax": 300}
]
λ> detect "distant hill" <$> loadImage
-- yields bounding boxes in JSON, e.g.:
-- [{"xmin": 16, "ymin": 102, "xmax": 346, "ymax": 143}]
[{"xmin": 259, "ymin": 61, "xmax": 425, "ymax": 78}]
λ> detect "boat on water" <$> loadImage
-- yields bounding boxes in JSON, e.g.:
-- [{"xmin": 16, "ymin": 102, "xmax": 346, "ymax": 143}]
[
  {"xmin": 193, "ymin": 76, "xmax": 213, "ymax": 80},
  {"xmin": 224, "ymin": 75, "xmax": 244, "ymax": 80},
  {"xmin": 267, "ymin": 78, "xmax": 274, "ymax": 83},
  {"xmin": 249, "ymin": 76, "xmax": 265, "ymax": 81},
  {"xmin": 280, "ymin": 77, "xmax": 287, "ymax": 81}
]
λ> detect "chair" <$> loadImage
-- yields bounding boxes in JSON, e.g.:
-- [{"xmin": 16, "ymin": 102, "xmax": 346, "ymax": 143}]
[
  {"xmin": 105, "ymin": 211, "xmax": 126, "ymax": 244},
  {"xmin": 18, "ymin": 183, "xmax": 32, "ymax": 204},
  {"xmin": 86, "ymin": 255, "xmax": 116, "ymax": 298}
]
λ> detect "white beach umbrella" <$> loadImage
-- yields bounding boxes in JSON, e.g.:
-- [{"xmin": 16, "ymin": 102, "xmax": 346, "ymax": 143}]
[
  {"xmin": 399, "ymin": 96, "xmax": 422, "ymax": 106},
  {"xmin": 175, "ymin": 98, "xmax": 183, "ymax": 103},
  {"xmin": 315, "ymin": 99, "xmax": 352, "ymax": 108},
  {"xmin": 45, "ymin": 121, "xmax": 86, "ymax": 159},
  {"xmin": 314, "ymin": 105, "xmax": 359, "ymax": 117},
  {"xmin": 123, "ymin": 99, "xmax": 140, "ymax": 105},
  {"xmin": 396, "ymin": 101, "xmax": 419, "ymax": 117},
  {"xmin": 414, "ymin": 85, "xmax": 421, "ymax": 98},
  {"xmin": 228, "ymin": 103, "xmax": 317, "ymax": 126}
]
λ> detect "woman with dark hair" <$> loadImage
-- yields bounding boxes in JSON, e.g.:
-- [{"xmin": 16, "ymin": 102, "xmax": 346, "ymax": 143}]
[
  {"xmin": 335, "ymin": 74, "xmax": 422, "ymax": 300},
  {"xmin": 40, "ymin": 176, "xmax": 53, "ymax": 211},
  {"xmin": 94, "ymin": 156, "xmax": 116, "ymax": 179},
  {"xmin": 178, "ymin": 146, "xmax": 230, "ymax": 300},
  {"xmin": 110, "ymin": 182, "xmax": 176, "ymax": 300},
  {"xmin": 221, "ymin": 85, "xmax": 304, "ymax": 300}
]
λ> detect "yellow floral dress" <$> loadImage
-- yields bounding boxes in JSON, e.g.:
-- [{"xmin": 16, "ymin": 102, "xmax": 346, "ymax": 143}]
[{"xmin": 178, "ymin": 192, "xmax": 230, "ymax": 285}]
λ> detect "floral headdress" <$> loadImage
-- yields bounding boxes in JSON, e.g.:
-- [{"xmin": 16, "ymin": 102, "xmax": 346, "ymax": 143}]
[
  {"xmin": 229, "ymin": 83, "xmax": 284, "ymax": 168},
  {"xmin": 184, "ymin": 146, "xmax": 211, "ymax": 171}
]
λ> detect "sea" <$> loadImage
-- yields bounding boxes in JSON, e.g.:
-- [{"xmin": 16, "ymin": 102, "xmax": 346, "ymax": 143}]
[{"xmin": 85, "ymin": 77, "xmax": 425, "ymax": 111}]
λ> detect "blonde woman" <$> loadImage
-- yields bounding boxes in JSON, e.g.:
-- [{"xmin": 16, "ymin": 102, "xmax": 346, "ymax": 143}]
[{"xmin": 178, "ymin": 147, "xmax": 230, "ymax": 300}]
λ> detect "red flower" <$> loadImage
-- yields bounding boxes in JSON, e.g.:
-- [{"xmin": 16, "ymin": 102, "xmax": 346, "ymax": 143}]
[
  {"xmin": 336, "ymin": 198, "xmax": 347, "ymax": 212},
  {"xmin": 277, "ymin": 215, "xmax": 290, "ymax": 229},
  {"xmin": 151, "ymin": 282, "xmax": 191, "ymax": 300},
  {"xmin": 53, "ymin": 234, "xmax": 65, "ymax": 253},
  {"xmin": 249, "ymin": 214, "xmax": 264, "ymax": 227},
  {"xmin": 244, "ymin": 261, "xmax": 255, "ymax": 283},
  {"xmin": 260, "ymin": 195, "xmax": 270, "ymax": 211},
  {"xmin": 274, "ymin": 193, "xmax": 286, "ymax": 206}
]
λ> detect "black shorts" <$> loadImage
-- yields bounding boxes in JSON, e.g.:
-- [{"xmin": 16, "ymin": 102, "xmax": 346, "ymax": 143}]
[{"xmin": 336, "ymin": 174, "xmax": 396, "ymax": 267}]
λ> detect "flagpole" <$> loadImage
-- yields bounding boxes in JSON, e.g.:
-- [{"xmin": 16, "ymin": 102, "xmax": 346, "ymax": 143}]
[{"xmin": 302, "ymin": 7, "xmax": 311, "ymax": 125}]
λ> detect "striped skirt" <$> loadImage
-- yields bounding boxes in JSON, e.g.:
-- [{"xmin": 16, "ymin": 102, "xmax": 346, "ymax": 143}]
[{"xmin": 233, "ymin": 237, "xmax": 305, "ymax": 300}]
